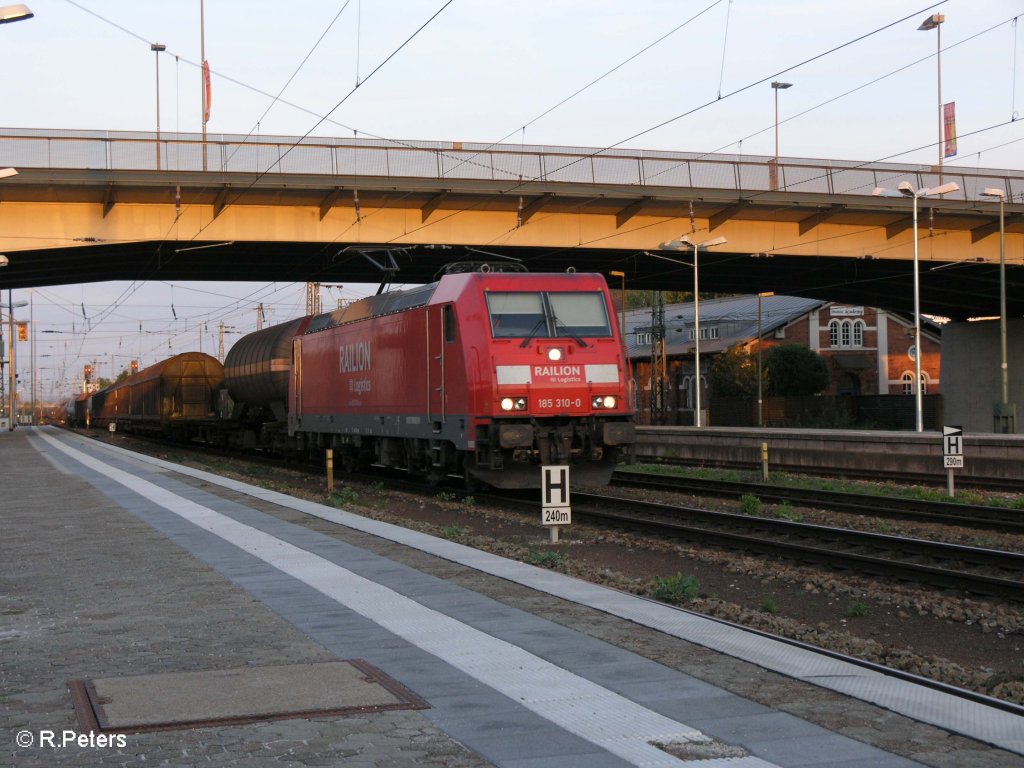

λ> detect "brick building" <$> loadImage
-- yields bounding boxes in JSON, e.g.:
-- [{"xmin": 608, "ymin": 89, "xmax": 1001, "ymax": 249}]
[{"xmin": 623, "ymin": 295, "xmax": 941, "ymax": 424}]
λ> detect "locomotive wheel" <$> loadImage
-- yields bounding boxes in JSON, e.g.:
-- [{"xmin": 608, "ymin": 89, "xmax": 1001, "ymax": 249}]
[{"xmin": 463, "ymin": 470, "xmax": 482, "ymax": 492}]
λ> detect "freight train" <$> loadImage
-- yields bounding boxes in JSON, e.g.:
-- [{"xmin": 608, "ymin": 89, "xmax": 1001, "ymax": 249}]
[{"xmin": 69, "ymin": 265, "xmax": 636, "ymax": 488}]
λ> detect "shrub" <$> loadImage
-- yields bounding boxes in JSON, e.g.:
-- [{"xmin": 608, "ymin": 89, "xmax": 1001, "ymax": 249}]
[
  {"xmin": 330, "ymin": 487, "xmax": 359, "ymax": 507},
  {"xmin": 524, "ymin": 548, "xmax": 567, "ymax": 569},
  {"xmin": 740, "ymin": 494, "xmax": 762, "ymax": 516},
  {"xmin": 846, "ymin": 600, "xmax": 868, "ymax": 618},
  {"xmin": 441, "ymin": 525, "xmax": 468, "ymax": 540},
  {"xmin": 760, "ymin": 597, "xmax": 779, "ymax": 614},
  {"xmin": 650, "ymin": 573, "xmax": 700, "ymax": 605}
]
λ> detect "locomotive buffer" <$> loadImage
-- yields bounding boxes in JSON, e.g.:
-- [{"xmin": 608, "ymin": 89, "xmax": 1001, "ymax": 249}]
[{"xmin": 542, "ymin": 465, "xmax": 571, "ymax": 543}]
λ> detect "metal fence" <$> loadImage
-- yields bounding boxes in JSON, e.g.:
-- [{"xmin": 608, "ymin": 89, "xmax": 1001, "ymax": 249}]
[{"xmin": 0, "ymin": 127, "xmax": 1020, "ymax": 202}]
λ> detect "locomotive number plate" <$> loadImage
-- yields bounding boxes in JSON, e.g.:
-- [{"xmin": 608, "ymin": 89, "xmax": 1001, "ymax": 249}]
[{"xmin": 536, "ymin": 398, "xmax": 583, "ymax": 409}]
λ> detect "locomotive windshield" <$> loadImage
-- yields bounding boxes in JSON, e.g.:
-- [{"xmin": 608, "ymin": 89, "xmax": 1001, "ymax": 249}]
[{"xmin": 487, "ymin": 292, "xmax": 611, "ymax": 339}]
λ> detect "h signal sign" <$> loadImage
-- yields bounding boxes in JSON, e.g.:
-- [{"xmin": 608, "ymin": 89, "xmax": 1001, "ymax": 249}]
[
  {"xmin": 942, "ymin": 425, "xmax": 963, "ymax": 456},
  {"xmin": 541, "ymin": 465, "xmax": 571, "ymax": 525}
]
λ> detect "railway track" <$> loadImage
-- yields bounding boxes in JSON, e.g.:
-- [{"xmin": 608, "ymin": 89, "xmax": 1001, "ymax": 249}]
[
  {"xmin": 612, "ymin": 470, "xmax": 1024, "ymax": 533},
  {"xmin": 491, "ymin": 490, "xmax": 1024, "ymax": 602},
  {"xmin": 630, "ymin": 456, "xmax": 1024, "ymax": 493}
]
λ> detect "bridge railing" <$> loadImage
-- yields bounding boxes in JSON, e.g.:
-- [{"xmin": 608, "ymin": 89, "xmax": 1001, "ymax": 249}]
[{"xmin": 0, "ymin": 128, "xmax": 1020, "ymax": 202}]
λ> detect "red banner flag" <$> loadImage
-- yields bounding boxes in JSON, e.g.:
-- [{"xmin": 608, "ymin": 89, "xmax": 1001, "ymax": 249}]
[
  {"xmin": 943, "ymin": 102, "xmax": 957, "ymax": 158},
  {"xmin": 203, "ymin": 60, "xmax": 212, "ymax": 124}
]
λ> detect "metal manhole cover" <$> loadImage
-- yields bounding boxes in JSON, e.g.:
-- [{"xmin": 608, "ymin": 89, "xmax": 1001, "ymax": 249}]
[{"xmin": 69, "ymin": 659, "xmax": 428, "ymax": 733}]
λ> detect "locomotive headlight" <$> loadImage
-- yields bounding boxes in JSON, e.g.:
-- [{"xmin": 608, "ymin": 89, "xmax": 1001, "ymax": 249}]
[
  {"xmin": 501, "ymin": 397, "xmax": 528, "ymax": 411},
  {"xmin": 592, "ymin": 395, "xmax": 617, "ymax": 409},
  {"xmin": 602, "ymin": 395, "xmax": 617, "ymax": 409},
  {"xmin": 547, "ymin": 348, "xmax": 563, "ymax": 362}
]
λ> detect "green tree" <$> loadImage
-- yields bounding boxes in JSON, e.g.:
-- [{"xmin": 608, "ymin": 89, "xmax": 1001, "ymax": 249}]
[
  {"xmin": 710, "ymin": 345, "xmax": 758, "ymax": 396},
  {"xmin": 765, "ymin": 344, "xmax": 829, "ymax": 396}
]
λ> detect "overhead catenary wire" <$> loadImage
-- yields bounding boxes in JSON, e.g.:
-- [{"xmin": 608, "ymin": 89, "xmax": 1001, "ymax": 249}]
[
  {"xmin": 49, "ymin": 0, "xmax": 454, "ymax": 375},
  {"xmin": 25, "ymin": 3, "xmax": 1015, "ymax": 393}
]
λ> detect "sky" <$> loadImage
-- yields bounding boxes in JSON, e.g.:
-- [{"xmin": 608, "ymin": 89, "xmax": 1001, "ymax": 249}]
[{"xmin": 1, "ymin": 0, "xmax": 1022, "ymax": 403}]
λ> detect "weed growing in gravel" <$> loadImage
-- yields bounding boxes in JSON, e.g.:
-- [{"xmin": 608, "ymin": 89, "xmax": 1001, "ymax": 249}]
[
  {"xmin": 760, "ymin": 597, "xmax": 779, "ymax": 614},
  {"xmin": 739, "ymin": 494, "xmax": 761, "ymax": 516},
  {"xmin": 434, "ymin": 491, "xmax": 459, "ymax": 502},
  {"xmin": 330, "ymin": 487, "xmax": 359, "ymax": 507},
  {"xmin": 773, "ymin": 503, "xmax": 802, "ymax": 522},
  {"xmin": 463, "ymin": 495, "xmax": 476, "ymax": 506},
  {"xmin": 524, "ymin": 548, "xmax": 567, "ymax": 569},
  {"xmin": 442, "ymin": 525, "xmax": 469, "ymax": 540},
  {"xmin": 873, "ymin": 518, "xmax": 893, "ymax": 533},
  {"xmin": 650, "ymin": 573, "xmax": 700, "ymax": 605},
  {"xmin": 846, "ymin": 600, "xmax": 868, "ymax": 618}
]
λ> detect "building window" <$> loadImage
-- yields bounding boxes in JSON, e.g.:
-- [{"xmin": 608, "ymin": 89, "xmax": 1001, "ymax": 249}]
[
  {"xmin": 901, "ymin": 371, "xmax": 928, "ymax": 395},
  {"xmin": 830, "ymin": 319, "xmax": 864, "ymax": 348},
  {"xmin": 686, "ymin": 326, "xmax": 719, "ymax": 341}
]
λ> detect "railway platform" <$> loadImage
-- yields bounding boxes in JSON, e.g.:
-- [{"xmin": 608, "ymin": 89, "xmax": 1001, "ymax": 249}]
[{"xmin": 2, "ymin": 425, "xmax": 1023, "ymax": 767}]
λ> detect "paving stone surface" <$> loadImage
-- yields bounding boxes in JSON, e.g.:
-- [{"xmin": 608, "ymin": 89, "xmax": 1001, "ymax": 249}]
[{"xmin": 0, "ymin": 431, "xmax": 489, "ymax": 767}]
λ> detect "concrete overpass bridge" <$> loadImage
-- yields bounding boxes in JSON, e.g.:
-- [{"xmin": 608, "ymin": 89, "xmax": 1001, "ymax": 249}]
[{"xmin": 0, "ymin": 127, "xmax": 1021, "ymax": 322}]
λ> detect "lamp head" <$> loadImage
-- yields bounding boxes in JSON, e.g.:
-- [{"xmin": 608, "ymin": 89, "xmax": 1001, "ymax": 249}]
[
  {"xmin": 0, "ymin": 4, "xmax": 33, "ymax": 24},
  {"xmin": 923, "ymin": 182, "xmax": 959, "ymax": 197},
  {"xmin": 771, "ymin": 81, "xmax": 792, "ymax": 90},
  {"xmin": 702, "ymin": 236, "xmax": 728, "ymax": 248},
  {"xmin": 917, "ymin": 13, "xmax": 944, "ymax": 31},
  {"xmin": 981, "ymin": 187, "xmax": 1006, "ymax": 200},
  {"xmin": 0, "ymin": 255, "xmax": 8, "ymax": 268},
  {"xmin": 897, "ymin": 181, "xmax": 915, "ymax": 197}
]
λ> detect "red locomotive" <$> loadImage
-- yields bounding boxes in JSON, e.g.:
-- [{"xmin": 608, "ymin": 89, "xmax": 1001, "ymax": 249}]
[{"xmin": 225, "ymin": 265, "xmax": 635, "ymax": 488}]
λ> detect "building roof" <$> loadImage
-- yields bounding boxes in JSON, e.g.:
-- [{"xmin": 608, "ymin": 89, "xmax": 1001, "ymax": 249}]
[{"xmin": 623, "ymin": 294, "xmax": 825, "ymax": 359}]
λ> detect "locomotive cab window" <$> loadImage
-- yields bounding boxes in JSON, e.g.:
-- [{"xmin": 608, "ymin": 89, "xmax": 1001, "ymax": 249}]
[
  {"xmin": 548, "ymin": 292, "xmax": 611, "ymax": 337},
  {"xmin": 487, "ymin": 292, "xmax": 611, "ymax": 339},
  {"xmin": 487, "ymin": 293, "xmax": 547, "ymax": 338}
]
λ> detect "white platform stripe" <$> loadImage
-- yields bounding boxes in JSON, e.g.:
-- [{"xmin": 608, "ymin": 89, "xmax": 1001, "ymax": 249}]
[{"xmin": 38, "ymin": 432, "xmax": 780, "ymax": 768}]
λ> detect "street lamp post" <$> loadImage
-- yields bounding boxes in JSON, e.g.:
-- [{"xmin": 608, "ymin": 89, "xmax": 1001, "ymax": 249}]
[
  {"xmin": 918, "ymin": 13, "xmax": 945, "ymax": 175},
  {"xmin": 608, "ymin": 270, "xmax": 626, "ymax": 342},
  {"xmin": 151, "ymin": 43, "xmax": 166, "ymax": 170},
  {"xmin": 658, "ymin": 235, "xmax": 728, "ymax": 427},
  {"xmin": 770, "ymin": 81, "xmax": 792, "ymax": 191},
  {"xmin": 4, "ymin": 290, "xmax": 10, "ymax": 430},
  {"xmin": 872, "ymin": 180, "xmax": 960, "ymax": 432},
  {"xmin": 981, "ymin": 187, "xmax": 1014, "ymax": 432},
  {"xmin": 1, "ymin": 291, "xmax": 28, "ymax": 431},
  {"xmin": 757, "ymin": 291, "xmax": 774, "ymax": 427}
]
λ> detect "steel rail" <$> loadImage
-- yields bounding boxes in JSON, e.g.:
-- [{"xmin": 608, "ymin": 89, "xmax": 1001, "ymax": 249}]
[
  {"xmin": 564, "ymin": 492, "xmax": 1024, "ymax": 602},
  {"xmin": 612, "ymin": 470, "xmax": 1024, "ymax": 532}
]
